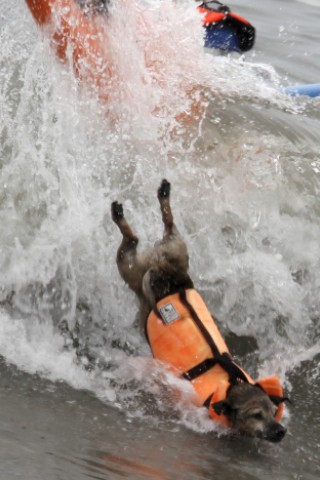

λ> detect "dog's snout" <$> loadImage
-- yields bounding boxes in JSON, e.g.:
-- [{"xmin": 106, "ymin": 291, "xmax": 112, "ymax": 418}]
[
  {"xmin": 267, "ymin": 424, "xmax": 287, "ymax": 443},
  {"xmin": 276, "ymin": 425, "xmax": 287, "ymax": 441}
]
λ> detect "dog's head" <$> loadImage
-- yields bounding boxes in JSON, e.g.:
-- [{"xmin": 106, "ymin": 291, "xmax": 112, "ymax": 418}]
[{"xmin": 212, "ymin": 382, "xmax": 287, "ymax": 442}]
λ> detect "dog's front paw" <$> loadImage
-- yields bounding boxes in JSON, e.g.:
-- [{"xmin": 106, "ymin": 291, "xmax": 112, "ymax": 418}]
[
  {"xmin": 158, "ymin": 179, "xmax": 171, "ymax": 198},
  {"xmin": 111, "ymin": 201, "xmax": 124, "ymax": 222}
]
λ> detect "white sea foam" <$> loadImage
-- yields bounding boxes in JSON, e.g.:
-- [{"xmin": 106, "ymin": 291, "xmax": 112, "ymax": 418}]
[{"xmin": 0, "ymin": 0, "xmax": 319, "ymax": 431}]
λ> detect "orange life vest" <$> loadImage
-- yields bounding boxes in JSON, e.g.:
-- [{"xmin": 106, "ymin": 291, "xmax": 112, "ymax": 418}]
[
  {"xmin": 198, "ymin": 7, "xmax": 251, "ymax": 28},
  {"xmin": 147, "ymin": 289, "xmax": 284, "ymax": 426}
]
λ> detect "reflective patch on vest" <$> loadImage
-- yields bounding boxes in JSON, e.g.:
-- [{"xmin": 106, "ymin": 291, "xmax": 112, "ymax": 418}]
[{"xmin": 159, "ymin": 303, "xmax": 180, "ymax": 324}]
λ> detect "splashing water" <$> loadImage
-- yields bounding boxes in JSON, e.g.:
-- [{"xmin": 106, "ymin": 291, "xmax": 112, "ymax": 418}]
[{"xmin": 0, "ymin": 0, "xmax": 320, "ymax": 434}]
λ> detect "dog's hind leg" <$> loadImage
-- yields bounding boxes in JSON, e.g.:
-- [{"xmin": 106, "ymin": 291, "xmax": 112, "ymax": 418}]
[
  {"xmin": 111, "ymin": 200, "xmax": 153, "ymax": 328},
  {"xmin": 156, "ymin": 179, "xmax": 189, "ymax": 272},
  {"xmin": 111, "ymin": 201, "xmax": 139, "ymax": 256},
  {"xmin": 111, "ymin": 200, "xmax": 148, "ymax": 296},
  {"xmin": 157, "ymin": 179, "xmax": 174, "ymax": 237}
]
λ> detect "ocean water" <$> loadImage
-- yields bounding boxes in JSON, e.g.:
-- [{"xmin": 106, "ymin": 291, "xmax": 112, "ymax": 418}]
[{"xmin": 0, "ymin": 1, "xmax": 319, "ymax": 479}]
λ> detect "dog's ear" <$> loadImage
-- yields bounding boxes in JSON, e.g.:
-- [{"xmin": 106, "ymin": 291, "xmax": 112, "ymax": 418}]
[
  {"xmin": 269, "ymin": 395, "xmax": 292, "ymax": 406},
  {"xmin": 211, "ymin": 399, "xmax": 233, "ymax": 417}
]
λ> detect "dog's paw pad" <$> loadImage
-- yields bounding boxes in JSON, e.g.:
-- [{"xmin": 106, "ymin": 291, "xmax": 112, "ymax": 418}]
[
  {"xmin": 158, "ymin": 179, "xmax": 171, "ymax": 198},
  {"xmin": 111, "ymin": 201, "xmax": 124, "ymax": 221}
]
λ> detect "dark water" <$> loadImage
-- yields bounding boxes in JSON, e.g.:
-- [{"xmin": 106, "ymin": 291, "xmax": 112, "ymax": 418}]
[
  {"xmin": 1, "ymin": 1, "xmax": 320, "ymax": 478},
  {"xmin": 1, "ymin": 357, "xmax": 319, "ymax": 480}
]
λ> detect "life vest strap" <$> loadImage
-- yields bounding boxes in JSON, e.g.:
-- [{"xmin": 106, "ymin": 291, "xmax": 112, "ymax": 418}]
[
  {"xmin": 178, "ymin": 289, "xmax": 250, "ymax": 386},
  {"xmin": 203, "ymin": 392, "xmax": 215, "ymax": 409},
  {"xmin": 182, "ymin": 358, "xmax": 219, "ymax": 381},
  {"xmin": 255, "ymin": 383, "xmax": 291, "ymax": 406},
  {"xmin": 178, "ymin": 289, "xmax": 221, "ymax": 358}
]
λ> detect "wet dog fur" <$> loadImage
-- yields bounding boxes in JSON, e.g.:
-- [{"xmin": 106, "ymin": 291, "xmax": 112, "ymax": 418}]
[{"xmin": 111, "ymin": 179, "xmax": 287, "ymax": 442}]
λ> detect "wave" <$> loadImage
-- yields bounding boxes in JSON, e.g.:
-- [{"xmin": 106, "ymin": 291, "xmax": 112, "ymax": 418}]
[{"xmin": 1, "ymin": 0, "xmax": 319, "ymax": 431}]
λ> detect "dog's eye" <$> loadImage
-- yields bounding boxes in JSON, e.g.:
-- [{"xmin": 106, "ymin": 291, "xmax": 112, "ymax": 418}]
[{"xmin": 252, "ymin": 412, "xmax": 264, "ymax": 420}]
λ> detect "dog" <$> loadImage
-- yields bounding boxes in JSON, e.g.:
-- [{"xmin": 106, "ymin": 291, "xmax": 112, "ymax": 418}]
[{"xmin": 111, "ymin": 179, "xmax": 287, "ymax": 442}]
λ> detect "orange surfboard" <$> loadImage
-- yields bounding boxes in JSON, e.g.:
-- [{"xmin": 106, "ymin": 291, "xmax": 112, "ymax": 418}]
[
  {"xmin": 25, "ymin": 0, "xmax": 206, "ymax": 124},
  {"xmin": 25, "ymin": 0, "xmax": 113, "ymax": 101}
]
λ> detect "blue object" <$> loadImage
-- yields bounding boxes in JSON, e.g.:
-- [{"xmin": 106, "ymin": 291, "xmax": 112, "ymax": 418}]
[
  {"xmin": 283, "ymin": 83, "xmax": 320, "ymax": 98},
  {"xmin": 204, "ymin": 25, "xmax": 241, "ymax": 52}
]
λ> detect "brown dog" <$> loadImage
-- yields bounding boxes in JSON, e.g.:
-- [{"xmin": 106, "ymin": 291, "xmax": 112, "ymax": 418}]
[{"xmin": 111, "ymin": 179, "xmax": 287, "ymax": 442}]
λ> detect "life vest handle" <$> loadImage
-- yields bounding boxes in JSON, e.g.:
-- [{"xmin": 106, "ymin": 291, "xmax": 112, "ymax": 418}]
[{"xmin": 200, "ymin": 1, "xmax": 230, "ymax": 14}]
